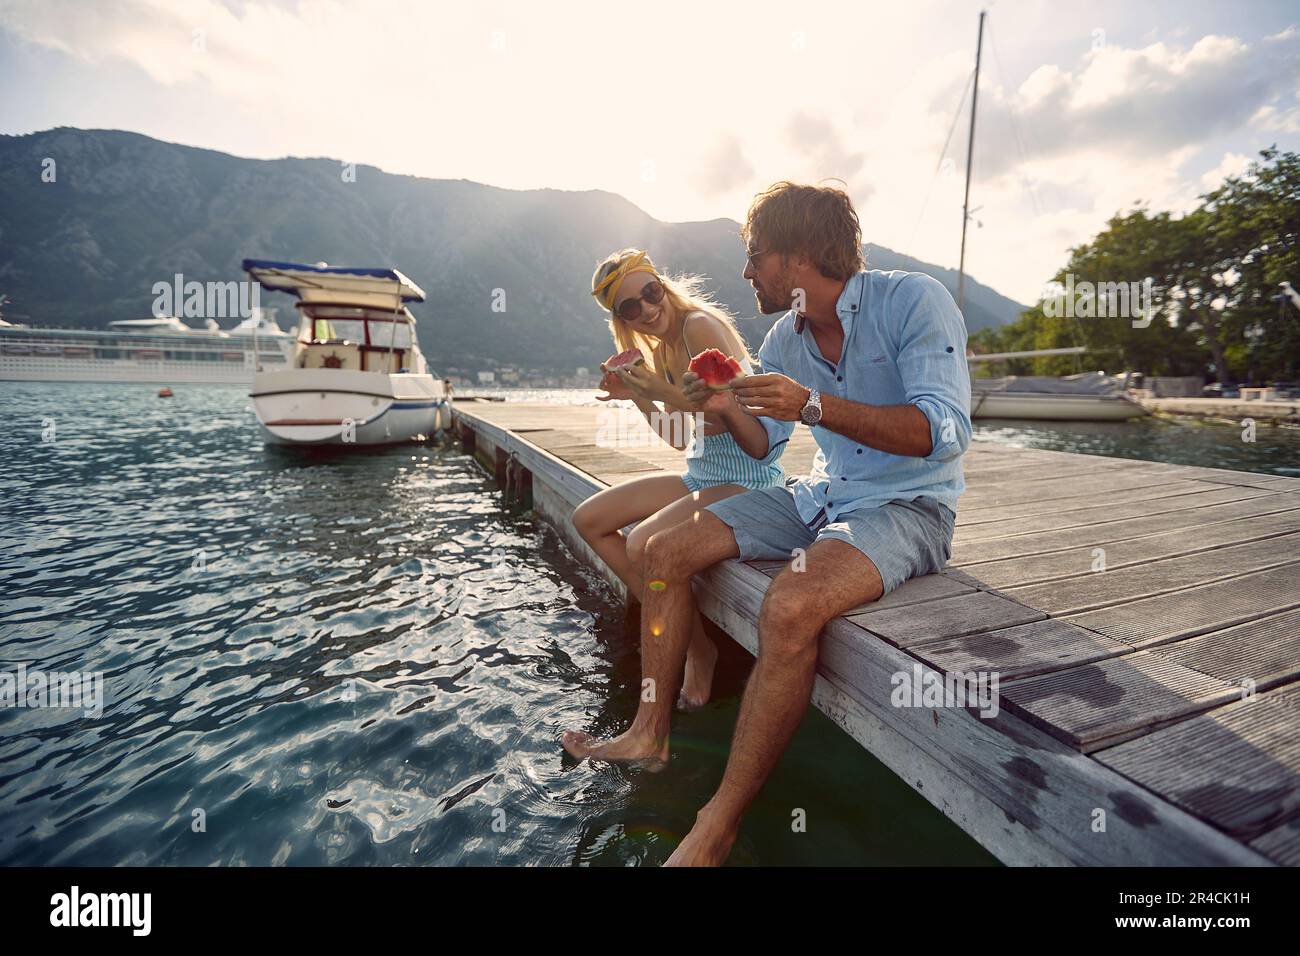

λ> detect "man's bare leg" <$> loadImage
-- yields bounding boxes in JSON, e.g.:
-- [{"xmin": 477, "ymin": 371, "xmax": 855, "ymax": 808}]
[
  {"xmin": 665, "ymin": 539, "xmax": 884, "ymax": 865},
  {"xmin": 562, "ymin": 512, "xmax": 740, "ymax": 765}
]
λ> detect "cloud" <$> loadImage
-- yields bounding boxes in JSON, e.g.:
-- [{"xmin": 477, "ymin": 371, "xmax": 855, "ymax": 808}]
[
  {"xmin": 690, "ymin": 132, "xmax": 755, "ymax": 198},
  {"xmin": 1199, "ymin": 151, "xmax": 1251, "ymax": 191},
  {"xmin": 783, "ymin": 111, "xmax": 873, "ymax": 203},
  {"xmin": 971, "ymin": 32, "xmax": 1300, "ymax": 185}
]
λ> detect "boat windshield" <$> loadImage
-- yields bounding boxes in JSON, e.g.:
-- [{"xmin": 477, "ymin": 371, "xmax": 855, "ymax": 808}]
[{"xmin": 306, "ymin": 316, "xmax": 414, "ymax": 350}]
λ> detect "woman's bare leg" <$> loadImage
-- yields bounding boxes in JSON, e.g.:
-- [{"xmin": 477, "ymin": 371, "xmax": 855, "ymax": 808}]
[
  {"xmin": 570, "ymin": 473, "xmax": 695, "ymax": 595},
  {"xmin": 571, "ymin": 474, "xmax": 740, "ymax": 708},
  {"xmin": 625, "ymin": 482, "xmax": 748, "ymax": 709}
]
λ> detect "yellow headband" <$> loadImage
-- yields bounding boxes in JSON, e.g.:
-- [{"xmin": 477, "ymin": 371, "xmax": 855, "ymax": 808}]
[{"xmin": 592, "ymin": 251, "xmax": 657, "ymax": 312}]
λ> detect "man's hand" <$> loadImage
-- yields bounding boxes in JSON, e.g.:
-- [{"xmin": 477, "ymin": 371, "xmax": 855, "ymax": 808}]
[
  {"xmin": 731, "ymin": 372, "xmax": 811, "ymax": 421},
  {"xmin": 681, "ymin": 370, "xmax": 735, "ymax": 414}
]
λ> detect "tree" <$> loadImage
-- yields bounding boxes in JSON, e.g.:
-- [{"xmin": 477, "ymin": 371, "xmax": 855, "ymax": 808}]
[{"xmin": 972, "ymin": 149, "xmax": 1300, "ymax": 385}]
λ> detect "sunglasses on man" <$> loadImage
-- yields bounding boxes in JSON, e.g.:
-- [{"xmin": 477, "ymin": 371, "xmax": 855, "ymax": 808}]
[{"xmin": 614, "ymin": 278, "xmax": 666, "ymax": 322}]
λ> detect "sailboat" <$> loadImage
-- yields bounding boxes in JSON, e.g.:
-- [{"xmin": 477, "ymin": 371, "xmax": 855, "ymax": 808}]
[
  {"xmin": 967, "ymin": 347, "xmax": 1147, "ymax": 421},
  {"xmin": 244, "ymin": 259, "xmax": 452, "ymax": 446},
  {"xmin": 953, "ymin": 12, "xmax": 1148, "ymax": 422}
]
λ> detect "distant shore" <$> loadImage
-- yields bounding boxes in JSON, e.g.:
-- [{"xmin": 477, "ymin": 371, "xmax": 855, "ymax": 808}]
[{"xmin": 1138, "ymin": 396, "xmax": 1300, "ymax": 428}]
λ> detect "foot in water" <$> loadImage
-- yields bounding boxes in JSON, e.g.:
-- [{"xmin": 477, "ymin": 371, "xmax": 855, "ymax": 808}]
[
  {"xmin": 561, "ymin": 726, "xmax": 669, "ymax": 769},
  {"xmin": 664, "ymin": 809, "xmax": 738, "ymax": 866},
  {"xmin": 677, "ymin": 634, "xmax": 719, "ymax": 711}
]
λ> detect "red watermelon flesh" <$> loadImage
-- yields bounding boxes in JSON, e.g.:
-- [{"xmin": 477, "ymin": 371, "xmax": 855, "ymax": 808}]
[
  {"xmin": 688, "ymin": 348, "xmax": 744, "ymax": 389},
  {"xmin": 602, "ymin": 348, "xmax": 645, "ymax": 371}
]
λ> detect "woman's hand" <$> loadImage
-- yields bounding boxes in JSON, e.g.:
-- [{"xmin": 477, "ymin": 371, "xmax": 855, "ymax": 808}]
[
  {"xmin": 681, "ymin": 370, "xmax": 738, "ymax": 415},
  {"xmin": 596, "ymin": 368, "xmax": 634, "ymax": 401},
  {"xmin": 613, "ymin": 361, "xmax": 664, "ymax": 401}
]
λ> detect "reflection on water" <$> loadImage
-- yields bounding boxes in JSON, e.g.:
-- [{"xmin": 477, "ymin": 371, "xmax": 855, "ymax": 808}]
[{"xmin": 0, "ymin": 382, "xmax": 993, "ymax": 866}]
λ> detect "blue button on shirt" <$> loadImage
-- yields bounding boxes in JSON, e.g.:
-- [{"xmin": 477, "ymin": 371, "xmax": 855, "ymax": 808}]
[{"xmin": 751, "ymin": 269, "xmax": 972, "ymax": 524}]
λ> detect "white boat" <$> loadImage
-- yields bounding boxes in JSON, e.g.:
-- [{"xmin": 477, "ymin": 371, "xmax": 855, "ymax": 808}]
[
  {"xmin": 244, "ymin": 259, "xmax": 452, "ymax": 446},
  {"xmin": 0, "ymin": 309, "xmax": 292, "ymax": 384},
  {"xmin": 968, "ymin": 349, "xmax": 1148, "ymax": 421}
]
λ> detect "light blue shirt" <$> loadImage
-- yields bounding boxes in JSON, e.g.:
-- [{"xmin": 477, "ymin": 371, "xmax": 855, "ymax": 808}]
[{"xmin": 750, "ymin": 269, "xmax": 972, "ymax": 524}]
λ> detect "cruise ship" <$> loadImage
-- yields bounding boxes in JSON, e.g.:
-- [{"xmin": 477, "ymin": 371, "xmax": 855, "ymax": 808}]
[{"xmin": 0, "ymin": 306, "xmax": 293, "ymax": 384}]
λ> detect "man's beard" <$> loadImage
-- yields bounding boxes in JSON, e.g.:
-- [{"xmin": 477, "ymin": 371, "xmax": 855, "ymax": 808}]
[{"xmin": 755, "ymin": 279, "xmax": 793, "ymax": 315}]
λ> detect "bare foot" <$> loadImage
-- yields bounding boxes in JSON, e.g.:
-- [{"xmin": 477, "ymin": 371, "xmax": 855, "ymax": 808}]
[
  {"xmin": 664, "ymin": 809, "xmax": 737, "ymax": 866},
  {"xmin": 561, "ymin": 727, "xmax": 669, "ymax": 770},
  {"xmin": 677, "ymin": 635, "xmax": 718, "ymax": 711}
]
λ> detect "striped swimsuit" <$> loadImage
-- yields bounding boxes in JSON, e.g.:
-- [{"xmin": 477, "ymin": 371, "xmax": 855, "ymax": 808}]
[{"xmin": 663, "ymin": 319, "xmax": 788, "ymax": 493}]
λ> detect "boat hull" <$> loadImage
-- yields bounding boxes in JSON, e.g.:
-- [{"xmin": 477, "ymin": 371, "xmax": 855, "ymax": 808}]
[
  {"xmin": 249, "ymin": 369, "xmax": 450, "ymax": 445},
  {"xmin": 971, "ymin": 391, "xmax": 1148, "ymax": 421}
]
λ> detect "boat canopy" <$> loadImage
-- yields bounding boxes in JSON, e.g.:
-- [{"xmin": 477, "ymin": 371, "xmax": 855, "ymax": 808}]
[{"xmin": 242, "ymin": 260, "xmax": 426, "ymax": 311}]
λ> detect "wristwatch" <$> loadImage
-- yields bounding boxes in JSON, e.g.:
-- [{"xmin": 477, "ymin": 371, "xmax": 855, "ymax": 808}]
[{"xmin": 799, "ymin": 387, "xmax": 822, "ymax": 425}]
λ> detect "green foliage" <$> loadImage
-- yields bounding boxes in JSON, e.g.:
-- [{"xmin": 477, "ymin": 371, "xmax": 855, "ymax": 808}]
[{"xmin": 970, "ymin": 148, "xmax": 1300, "ymax": 385}]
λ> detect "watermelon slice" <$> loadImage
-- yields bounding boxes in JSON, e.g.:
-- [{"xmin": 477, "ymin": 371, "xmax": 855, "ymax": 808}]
[
  {"xmin": 598, "ymin": 348, "xmax": 644, "ymax": 393},
  {"xmin": 688, "ymin": 348, "xmax": 745, "ymax": 390},
  {"xmin": 602, "ymin": 348, "xmax": 645, "ymax": 371}
]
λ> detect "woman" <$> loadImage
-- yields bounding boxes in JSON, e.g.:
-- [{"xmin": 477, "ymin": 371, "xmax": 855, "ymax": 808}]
[{"xmin": 571, "ymin": 248, "xmax": 786, "ymax": 709}]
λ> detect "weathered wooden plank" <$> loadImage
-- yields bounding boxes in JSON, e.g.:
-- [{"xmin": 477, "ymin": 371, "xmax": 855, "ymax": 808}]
[
  {"xmin": 907, "ymin": 618, "xmax": 1134, "ymax": 682},
  {"xmin": 1159, "ymin": 466, "xmax": 1297, "ymax": 489},
  {"xmin": 952, "ymin": 492, "xmax": 1300, "ymax": 565},
  {"xmin": 955, "ymin": 460, "xmax": 1137, "ymax": 485},
  {"xmin": 955, "ymin": 507, "xmax": 1300, "ymax": 590},
  {"xmin": 953, "ymin": 481, "xmax": 1244, "ymax": 528},
  {"xmin": 957, "ymin": 467, "xmax": 1189, "ymax": 509},
  {"xmin": 1065, "ymin": 563, "xmax": 1300, "ymax": 648},
  {"xmin": 848, "ymin": 589, "xmax": 1046, "ymax": 646},
  {"xmin": 1005, "ymin": 537, "xmax": 1300, "ymax": 616},
  {"xmin": 1150, "ymin": 607, "xmax": 1300, "ymax": 690},
  {"xmin": 1250, "ymin": 817, "xmax": 1300, "ymax": 866},
  {"xmin": 1095, "ymin": 681, "xmax": 1300, "ymax": 843},
  {"xmin": 951, "ymin": 481, "xmax": 1274, "ymax": 541},
  {"xmin": 996, "ymin": 652, "xmax": 1241, "ymax": 753}
]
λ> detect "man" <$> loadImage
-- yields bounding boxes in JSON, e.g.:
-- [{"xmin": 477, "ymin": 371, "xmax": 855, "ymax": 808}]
[{"xmin": 562, "ymin": 180, "xmax": 973, "ymax": 865}]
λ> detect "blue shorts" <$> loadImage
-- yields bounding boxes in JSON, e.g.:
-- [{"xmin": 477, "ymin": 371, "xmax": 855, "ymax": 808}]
[
  {"xmin": 681, "ymin": 429, "xmax": 786, "ymax": 493},
  {"xmin": 704, "ymin": 485, "xmax": 956, "ymax": 595}
]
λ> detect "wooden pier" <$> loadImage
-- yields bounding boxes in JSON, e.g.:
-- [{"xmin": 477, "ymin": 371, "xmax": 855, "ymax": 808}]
[{"xmin": 452, "ymin": 399, "xmax": 1300, "ymax": 866}]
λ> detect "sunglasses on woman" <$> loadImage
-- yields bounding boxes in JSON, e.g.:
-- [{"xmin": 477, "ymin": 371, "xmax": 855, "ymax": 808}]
[{"xmin": 614, "ymin": 278, "xmax": 666, "ymax": 322}]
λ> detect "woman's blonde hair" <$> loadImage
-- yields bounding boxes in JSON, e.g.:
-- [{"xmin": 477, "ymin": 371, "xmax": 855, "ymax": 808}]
[{"xmin": 590, "ymin": 248, "xmax": 751, "ymax": 379}]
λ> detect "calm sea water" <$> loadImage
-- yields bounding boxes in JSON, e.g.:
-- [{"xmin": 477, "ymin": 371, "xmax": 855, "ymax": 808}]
[{"xmin": 0, "ymin": 382, "xmax": 995, "ymax": 866}]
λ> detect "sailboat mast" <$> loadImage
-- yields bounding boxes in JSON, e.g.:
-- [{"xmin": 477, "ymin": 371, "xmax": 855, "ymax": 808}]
[{"xmin": 957, "ymin": 10, "xmax": 986, "ymax": 315}]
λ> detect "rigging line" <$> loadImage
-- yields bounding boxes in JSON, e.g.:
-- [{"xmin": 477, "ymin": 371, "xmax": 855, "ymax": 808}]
[
  {"xmin": 986, "ymin": 19, "xmax": 1045, "ymax": 220},
  {"xmin": 904, "ymin": 67, "xmax": 975, "ymax": 258}
]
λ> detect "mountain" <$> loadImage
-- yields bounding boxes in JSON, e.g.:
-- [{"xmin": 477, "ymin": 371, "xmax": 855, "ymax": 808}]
[{"xmin": 0, "ymin": 128, "xmax": 1027, "ymax": 373}]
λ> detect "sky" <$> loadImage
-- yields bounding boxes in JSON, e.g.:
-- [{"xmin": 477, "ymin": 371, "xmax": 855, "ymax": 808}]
[{"xmin": 1, "ymin": 0, "xmax": 1298, "ymax": 305}]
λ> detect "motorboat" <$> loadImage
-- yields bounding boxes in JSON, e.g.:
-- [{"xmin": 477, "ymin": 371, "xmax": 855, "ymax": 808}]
[{"xmin": 244, "ymin": 259, "xmax": 452, "ymax": 446}]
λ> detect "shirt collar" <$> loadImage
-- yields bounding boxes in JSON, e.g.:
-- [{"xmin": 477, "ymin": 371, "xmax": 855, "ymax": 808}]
[{"xmin": 793, "ymin": 271, "xmax": 865, "ymax": 334}]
